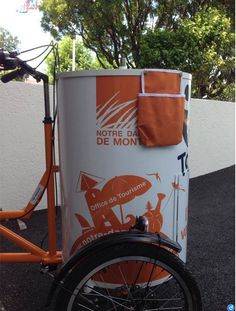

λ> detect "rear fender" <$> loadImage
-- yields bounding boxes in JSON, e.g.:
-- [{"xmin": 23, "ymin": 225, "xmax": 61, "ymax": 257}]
[{"xmin": 46, "ymin": 231, "xmax": 181, "ymax": 306}]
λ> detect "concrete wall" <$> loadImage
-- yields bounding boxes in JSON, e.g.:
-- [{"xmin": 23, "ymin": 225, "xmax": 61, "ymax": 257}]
[
  {"xmin": 0, "ymin": 81, "xmax": 235, "ymax": 210},
  {"xmin": 189, "ymin": 98, "xmax": 235, "ymax": 178},
  {"xmin": 0, "ymin": 82, "xmax": 46, "ymax": 211}
]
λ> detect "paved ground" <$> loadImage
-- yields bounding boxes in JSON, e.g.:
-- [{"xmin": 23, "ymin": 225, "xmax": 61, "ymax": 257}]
[{"xmin": 0, "ymin": 165, "xmax": 235, "ymax": 310}]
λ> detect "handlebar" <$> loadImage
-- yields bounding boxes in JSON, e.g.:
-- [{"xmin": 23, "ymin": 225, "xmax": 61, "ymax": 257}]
[
  {"xmin": 1, "ymin": 69, "xmax": 25, "ymax": 83},
  {"xmin": 0, "ymin": 50, "xmax": 18, "ymax": 72},
  {"xmin": 0, "ymin": 48, "xmax": 51, "ymax": 119},
  {"xmin": 0, "ymin": 49, "xmax": 48, "ymax": 83}
]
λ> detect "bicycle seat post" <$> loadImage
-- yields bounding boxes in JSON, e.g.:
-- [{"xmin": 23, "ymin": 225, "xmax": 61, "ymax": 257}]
[
  {"xmin": 41, "ymin": 73, "xmax": 57, "ymax": 258},
  {"xmin": 41, "ymin": 73, "xmax": 51, "ymax": 123}
]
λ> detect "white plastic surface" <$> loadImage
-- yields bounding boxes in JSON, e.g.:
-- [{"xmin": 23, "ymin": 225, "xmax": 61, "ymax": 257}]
[{"xmin": 57, "ymin": 70, "xmax": 191, "ymax": 266}]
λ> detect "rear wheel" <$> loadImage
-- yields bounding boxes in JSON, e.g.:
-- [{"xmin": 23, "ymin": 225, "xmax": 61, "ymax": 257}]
[{"xmin": 55, "ymin": 242, "xmax": 202, "ymax": 311}]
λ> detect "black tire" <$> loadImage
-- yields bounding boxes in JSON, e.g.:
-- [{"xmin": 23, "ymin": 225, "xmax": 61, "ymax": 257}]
[{"xmin": 54, "ymin": 242, "xmax": 202, "ymax": 311}]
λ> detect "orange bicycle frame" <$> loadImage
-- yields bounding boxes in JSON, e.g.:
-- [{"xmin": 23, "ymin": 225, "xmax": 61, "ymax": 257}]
[{"xmin": 0, "ymin": 73, "xmax": 62, "ymax": 265}]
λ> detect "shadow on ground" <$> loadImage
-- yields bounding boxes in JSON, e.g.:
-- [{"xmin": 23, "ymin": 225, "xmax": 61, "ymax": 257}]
[{"xmin": 0, "ymin": 166, "xmax": 235, "ymax": 310}]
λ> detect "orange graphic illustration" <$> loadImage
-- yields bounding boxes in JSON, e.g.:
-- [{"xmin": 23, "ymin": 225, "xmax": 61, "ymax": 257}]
[
  {"xmin": 70, "ymin": 172, "xmax": 166, "ymax": 254},
  {"xmin": 75, "ymin": 214, "xmax": 93, "ymax": 235},
  {"xmin": 147, "ymin": 172, "xmax": 162, "ymax": 183},
  {"xmin": 143, "ymin": 193, "xmax": 165, "ymax": 232},
  {"xmin": 76, "ymin": 171, "xmax": 105, "ymax": 192},
  {"xmin": 85, "ymin": 175, "xmax": 151, "ymax": 230},
  {"xmin": 96, "ymin": 76, "xmax": 140, "ymax": 129},
  {"xmin": 172, "ymin": 182, "xmax": 185, "ymax": 191},
  {"xmin": 70, "ymin": 171, "xmax": 170, "ymax": 284}
]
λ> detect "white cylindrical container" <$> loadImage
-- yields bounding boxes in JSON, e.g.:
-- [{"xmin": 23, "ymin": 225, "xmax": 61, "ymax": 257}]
[{"xmin": 57, "ymin": 69, "xmax": 192, "ymax": 272}]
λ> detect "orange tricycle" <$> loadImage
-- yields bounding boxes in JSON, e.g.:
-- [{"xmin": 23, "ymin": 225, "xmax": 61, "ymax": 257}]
[{"xmin": 0, "ymin": 48, "xmax": 202, "ymax": 311}]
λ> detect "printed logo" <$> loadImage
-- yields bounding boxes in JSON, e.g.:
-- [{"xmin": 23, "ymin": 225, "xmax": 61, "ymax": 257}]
[
  {"xmin": 71, "ymin": 171, "xmax": 186, "ymax": 252},
  {"xmin": 71, "ymin": 171, "xmax": 169, "ymax": 284},
  {"xmin": 71, "ymin": 172, "xmax": 167, "ymax": 253},
  {"xmin": 70, "ymin": 171, "xmax": 185, "ymax": 284},
  {"xmin": 228, "ymin": 304, "xmax": 235, "ymax": 311},
  {"xmin": 96, "ymin": 76, "xmax": 141, "ymax": 146}
]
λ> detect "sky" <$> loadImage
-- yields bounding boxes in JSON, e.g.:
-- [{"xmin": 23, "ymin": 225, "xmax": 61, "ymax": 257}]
[{"xmin": 0, "ymin": 0, "xmax": 52, "ymax": 70}]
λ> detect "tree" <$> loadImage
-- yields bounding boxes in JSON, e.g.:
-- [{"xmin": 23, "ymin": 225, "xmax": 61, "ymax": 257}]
[
  {"xmin": 155, "ymin": 0, "xmax": 235, "ymax": 30},
  {"xmin": 0, "ymin": 28, "xmax": 23, "ymax": 81},
  {"xmin": 0, "ymin": 27, "xmax": 20, "ymax": 51},
  {"xmin": 46, "ymin": 36, "xmax": 109, "ymax": 83},
  {"xmin": 139, "ymin": 8, "xmax": 235, "ymax": 100},
  {"xmin": 40, "ymin": 0, "xmax": 156, "ymax": 68},
  {"xmin": 40, "ymin": 0, "xmax": 235, "ymax": 100}
]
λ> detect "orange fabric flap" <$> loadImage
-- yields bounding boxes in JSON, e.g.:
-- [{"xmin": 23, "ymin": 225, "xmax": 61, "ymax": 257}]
[
  {"xmin": 138, "ymin": 94, "xmax": 185, "ymax": 147},
  {"xmin": 142, "ymin": 70, "xmax": 182, "ymax": 94}
]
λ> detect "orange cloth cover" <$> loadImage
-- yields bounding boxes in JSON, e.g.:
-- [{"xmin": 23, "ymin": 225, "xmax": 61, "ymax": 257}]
[
  {"xmin": 138, "ymin": 95, "xmax": 185, "ymax": 147},
  {"xmin": 142, "ymin": 71, "xmax": 181, "ymax": 94}
]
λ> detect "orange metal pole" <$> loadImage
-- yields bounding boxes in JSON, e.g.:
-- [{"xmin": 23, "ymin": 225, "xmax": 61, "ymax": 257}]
[
  {"xmin": 0, "ymin": 253, "xmax": 44, "ymax": 263},
  {"xmin": 42, "ymin": 252, "xmax": 62, "ymax": 264},
  {"xmin": 0, "ymin": 73, "xmax": 62, "ymax": 264},
  {"xmin": 0, "ymin": 210, "xmax": 32, "ymax": 219},
  {"xmin": 0, "ymin": 224, "xmax": 45, "ymax": 256},
  {"xmin": 0, "ymin": 225, "xmax": 63, "ymax": 264},
  {"xmin": 0, "ymin": 252, "xmax": 62, "ymax": 264},
  {"xmin": 44, "ymin": 122, "xmax": 57, "ymax": 257},
  {"xmin": 0, "ymin": 172, "xmax": 49, "ymax": 220}
]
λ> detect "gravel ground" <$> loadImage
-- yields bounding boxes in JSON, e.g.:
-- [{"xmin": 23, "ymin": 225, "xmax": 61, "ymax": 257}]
[{"xmin": 0, "ymin": 165, "xmax": 235, "ymax": 310}]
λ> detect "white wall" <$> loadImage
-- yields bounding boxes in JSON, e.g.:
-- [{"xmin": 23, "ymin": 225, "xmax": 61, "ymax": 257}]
[
  {"xmin": 0, "ymin": 81, "xmax": 235, "ymax": 210},
  {"xmin": 0, "ymin": 82, "xmax": 46, "ymax": 211},
  {"xmin": 189, "ymin": 98, "xmax": 235, "ymax": 178}
]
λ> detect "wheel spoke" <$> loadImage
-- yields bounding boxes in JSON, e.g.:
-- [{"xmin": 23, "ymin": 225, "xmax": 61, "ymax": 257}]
[
  {"xmin": 81, "ymin": 270, "xmax": 184, "ymax": 311},
  {"xmin": 157, "ymin": 291, "xmax": 182, "ymax": 309},
  {"xmin": 98, "ymin": 272, "xmax": 118, "ymax": 311},
  {"xmin": 76, "ymin": 303, "xmax": 96, "ymax": 311},
  {"xmin": 144, "ymin": 274, "xmax": 172, "ymax": 299},
  {"xmin": 56, "ymin": 245, "xmax": 201, "ymax": 311},
  {"xmin": 84, "ymin": 292, "xmax": 132, "ymax": 303},
  {"xmin": 133, "ymin": 261, "xmax": 145, "ymax": 285},
  {"xmin": 145, "ymin": 307, "xmax": 183, "ymax": 310},
  {"xmin": 140, "ymin": 262, "xmax": 157, "ymax": 310},
  {"xmin": 82, "ymin": 285, "xmax": 134, "ymax": 310},
  {"xmin": 118, "ymin": 263, "xmax": 135, "ymax": 303}
]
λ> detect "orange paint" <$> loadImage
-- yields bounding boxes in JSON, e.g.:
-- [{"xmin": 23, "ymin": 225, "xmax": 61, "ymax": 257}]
[
  {"xmin": 143, "ymin": 71, "xmax": 181, "ymax": 94},
  {"xmin": 0, "ymin": 121, "xmax": 62, "ymax": 264},
  {"xmin": 172, "ymin": 182, "xmax": 185, "ymax": 191},
  {"xmin": 70, "ymin": 171, "xmax": 169, "ymax": 284},
  {"xmin": 84, "ymin": 175, "xmax": 152, "ymax": 231},
  {"xmin": 96, "ymin": 76, "xmax": 140, "ymax": 130},
  {"xmin": 138, "ymin": 95, "xmax": 185, "ymax": 147},
  {"xmin": 143, "ymin": 193, "xmax": 165, "ymax": 232},
  {"xmin": 147, "ymin": 172, "xmax": 161, "ymax": 183}
]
